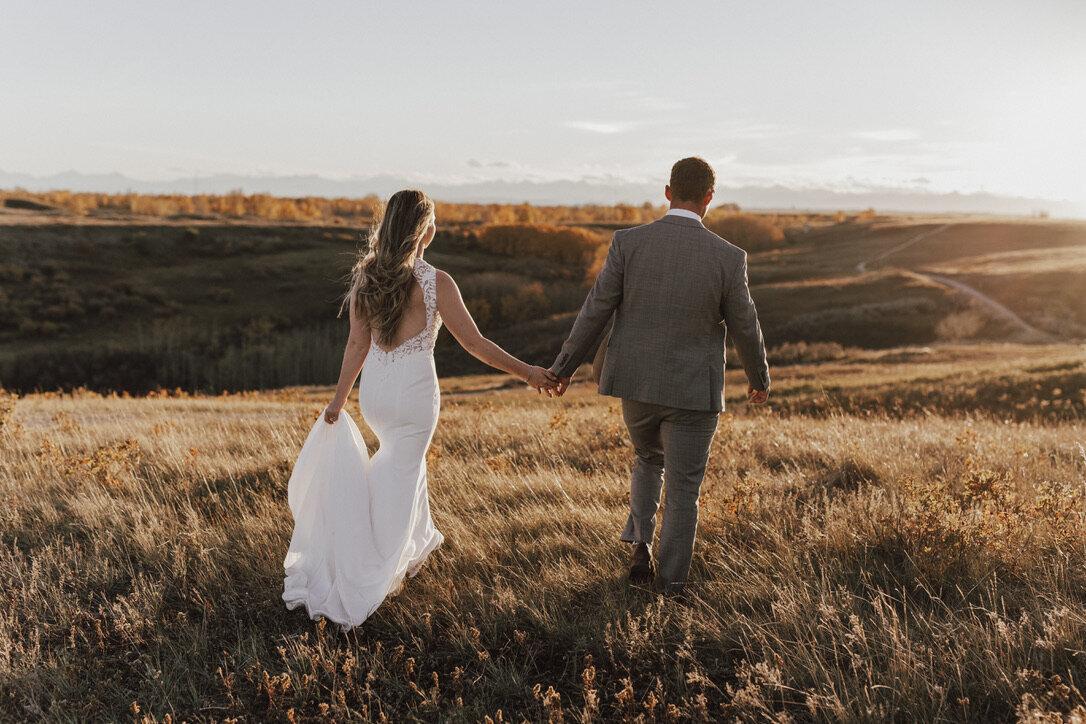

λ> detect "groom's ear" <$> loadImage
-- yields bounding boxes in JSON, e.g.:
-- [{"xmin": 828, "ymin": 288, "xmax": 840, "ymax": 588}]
[{"xmin": 665, "ymin": 185, "xmax": 673, "ymax": 202}]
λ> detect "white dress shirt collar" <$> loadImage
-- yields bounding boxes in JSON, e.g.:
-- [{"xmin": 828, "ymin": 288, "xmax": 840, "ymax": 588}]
[{"xmin": 664, "ymin": 208, "xmax": 703, "ymax": 222}]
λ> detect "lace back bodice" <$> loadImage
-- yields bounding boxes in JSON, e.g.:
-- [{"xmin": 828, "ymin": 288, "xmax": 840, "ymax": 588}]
[{"xmin": 367, "ymin": 258, "xmax": 442, "ymax": 364}]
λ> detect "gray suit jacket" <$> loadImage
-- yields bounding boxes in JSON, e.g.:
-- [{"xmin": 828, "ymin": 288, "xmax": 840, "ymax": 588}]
[{"xmin": 552, "ymin": 213, "xmax": 770, "ymax": 412}]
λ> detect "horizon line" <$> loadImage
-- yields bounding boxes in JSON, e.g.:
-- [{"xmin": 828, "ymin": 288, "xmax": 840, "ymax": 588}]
[{"xmin": 0, "ymin": 167, "xmax": 1082, "ymax": 218}]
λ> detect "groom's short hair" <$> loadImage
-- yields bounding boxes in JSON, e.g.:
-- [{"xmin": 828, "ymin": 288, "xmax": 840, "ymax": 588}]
[{"xmin": 669, "ymin": 157, "xmax": 715, "ymax": 202}]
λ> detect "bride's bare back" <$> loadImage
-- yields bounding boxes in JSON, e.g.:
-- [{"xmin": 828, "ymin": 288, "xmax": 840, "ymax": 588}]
[{"xmin": 373, "ymin": 278, "xmax": 428, "ymax": 352}]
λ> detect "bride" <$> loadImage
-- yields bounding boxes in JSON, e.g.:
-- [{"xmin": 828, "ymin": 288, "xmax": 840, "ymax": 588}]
[{"xmin": 282, "ymin": 189, "xmax": 558, "ymax": 629}]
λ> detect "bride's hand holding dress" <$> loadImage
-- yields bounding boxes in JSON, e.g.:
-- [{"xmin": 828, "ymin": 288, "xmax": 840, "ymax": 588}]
[{"xmin": 322, "ymin": 296, "xmax": 371, "ymax": 426}]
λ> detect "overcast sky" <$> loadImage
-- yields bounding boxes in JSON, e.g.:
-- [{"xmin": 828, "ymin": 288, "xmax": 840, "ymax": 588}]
[{"xmin": 2, "ymin": 0, "xmax": 1083, "ymax": 205}]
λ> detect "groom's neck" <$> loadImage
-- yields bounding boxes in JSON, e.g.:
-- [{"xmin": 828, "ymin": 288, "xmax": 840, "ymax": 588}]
[{"xmin": 668, "ymin": 200, "xmax": 707, "ymax": 218}]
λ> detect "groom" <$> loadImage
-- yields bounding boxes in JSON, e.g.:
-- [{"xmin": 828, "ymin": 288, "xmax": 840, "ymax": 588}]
[{"xmin": 549, "ymin": 156, "xmax": 770, "ymax": 595}]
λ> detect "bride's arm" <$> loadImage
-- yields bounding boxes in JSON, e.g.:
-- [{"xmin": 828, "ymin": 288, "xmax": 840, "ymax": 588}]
[
  {"xmin": 324, "ymin": 294, "xmax": 371, "ymax": 423},
  {"xmin": 435, "ymin": 270, "xmax": 556, "ymax": 390}
]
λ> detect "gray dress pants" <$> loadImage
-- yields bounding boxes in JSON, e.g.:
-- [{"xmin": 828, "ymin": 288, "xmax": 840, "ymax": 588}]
[{"xmin": 619, "ymin": 398, "xmax": 720, "ymax": 589}]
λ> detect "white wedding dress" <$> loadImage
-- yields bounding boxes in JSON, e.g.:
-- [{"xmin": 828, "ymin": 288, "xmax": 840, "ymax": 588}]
[{"xmin": 282, "ymin": 257, "xmax": 444, "ymax": 630}]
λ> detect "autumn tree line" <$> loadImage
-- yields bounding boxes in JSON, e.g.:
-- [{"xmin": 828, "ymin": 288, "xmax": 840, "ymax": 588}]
[
  {"xmin": 1, "ymin": 188, "xmax": 673, "ymax": 226},
  {"xmin": 0, "ymin": 187, "xmax": 864, "ymax": 231}
]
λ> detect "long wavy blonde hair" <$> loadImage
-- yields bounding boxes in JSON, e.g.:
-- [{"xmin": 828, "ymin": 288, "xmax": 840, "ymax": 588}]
[{"xmin": 342, "ymin": 189, "xmax": 435, "ymax": 347}]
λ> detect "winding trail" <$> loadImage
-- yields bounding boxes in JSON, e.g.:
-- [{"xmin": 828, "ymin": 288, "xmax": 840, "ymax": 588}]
[
  {"xmin": 855, "ymin": 223, "xmax": 1056, "ymax": 342},
  {"xmin": 856, "ymin": 223, "xmax": 951, "ymax": 273}
]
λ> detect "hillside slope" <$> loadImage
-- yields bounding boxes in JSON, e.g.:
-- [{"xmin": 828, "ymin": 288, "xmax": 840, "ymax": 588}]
[{"xmin": 1, "ymin": 213, "xmax": 1082, "ymax": 393}]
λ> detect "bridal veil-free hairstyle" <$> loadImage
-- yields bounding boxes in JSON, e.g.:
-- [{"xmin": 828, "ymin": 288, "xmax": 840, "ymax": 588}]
[{"xmin": 342, "ymin": 189, "xmax": 435, "ymax": 347}]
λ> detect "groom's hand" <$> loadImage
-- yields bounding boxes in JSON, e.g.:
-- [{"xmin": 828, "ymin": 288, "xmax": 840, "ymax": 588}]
[
  {"xmin": 526, "ymin": 365, "xmax": 560, "ymax": 396},
  {"xmin": 549, "ymin": 368, "xmax": 571, "ymax": 397},
  {"xmin": 747, "ymin": 385, "xmax": 769, "ymax": 404}
]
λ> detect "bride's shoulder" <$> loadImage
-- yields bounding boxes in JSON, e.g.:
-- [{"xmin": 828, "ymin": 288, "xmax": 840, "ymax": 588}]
[
  {"xmin": 431, "ymin": 267, "xmax": 460, "ymax": 297},
  {"xmin": 432, "ymin": 266, "xmax": 454, "ymax": 286}
]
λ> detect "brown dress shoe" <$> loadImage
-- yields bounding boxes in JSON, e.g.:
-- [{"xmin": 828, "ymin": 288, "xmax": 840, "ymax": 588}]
[{"xmin": 629, "ymin": 542, "xmax": 654, "ymax": 584}]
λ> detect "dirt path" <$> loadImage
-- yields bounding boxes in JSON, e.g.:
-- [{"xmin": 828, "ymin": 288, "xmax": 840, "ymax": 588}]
[
  {"xmin": 855, "ymin": 223, "xmax": 952, "ymax": 273},
  {"xmin": 923, "ymin": 273, "xmax": 1055, "ymax": 342},
  {"xmin": 856, "ymin": 223, "xmax": 1057, "ymax": 342}
]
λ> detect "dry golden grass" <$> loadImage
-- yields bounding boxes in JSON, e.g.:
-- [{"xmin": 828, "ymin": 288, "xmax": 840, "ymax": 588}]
[{"xmin": 2, "ymin": 348, "xmax": 1085, "ymax": 721}]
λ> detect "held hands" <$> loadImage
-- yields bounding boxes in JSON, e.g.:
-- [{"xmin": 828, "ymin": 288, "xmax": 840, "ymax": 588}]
[
  {"xmin": 525, "ymin": 365, "xmax": 560, "ymax": 396},
  {"xmin": 525, "ymin": 364, "xmax": 569, "ymax": 399},
  {"xmin": 551, "ymin": 370, "xmax": 571, "ymax": 397},
  {"xmin": 747, "ymin": 385, "xmax": 770, "ymax": 404}
]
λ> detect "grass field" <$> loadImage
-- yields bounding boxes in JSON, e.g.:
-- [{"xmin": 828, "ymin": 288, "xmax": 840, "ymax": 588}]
[{"xmin": 3, "ymin": 344, "xmax": 1085, "ymax": 721}]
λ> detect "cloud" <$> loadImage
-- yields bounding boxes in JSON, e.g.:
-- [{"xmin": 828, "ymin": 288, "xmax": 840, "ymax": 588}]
[
  {"xmin": 563, "ymin": 121, "xmax": 635, "ymax": 134},
  {"xmin": 467, "ymin": 159, "xmax": 512, "ymax": 169}
]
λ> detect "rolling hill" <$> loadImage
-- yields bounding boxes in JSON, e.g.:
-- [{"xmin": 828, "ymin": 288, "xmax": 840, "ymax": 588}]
[{"xmin": 1, "ymin": 203, "xmax": 1083, "ymax": 394}]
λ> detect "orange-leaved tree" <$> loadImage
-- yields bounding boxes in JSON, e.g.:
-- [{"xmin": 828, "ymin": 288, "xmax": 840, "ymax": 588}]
[{"xmin": 703, "ymin": 212, "xmax": 786, "ymax": 253}]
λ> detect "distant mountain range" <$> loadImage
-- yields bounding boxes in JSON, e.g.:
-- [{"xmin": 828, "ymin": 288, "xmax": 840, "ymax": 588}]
[{"xmin": 1, "ymin": 168, "xmax": 1079, "ymax": 218}]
